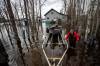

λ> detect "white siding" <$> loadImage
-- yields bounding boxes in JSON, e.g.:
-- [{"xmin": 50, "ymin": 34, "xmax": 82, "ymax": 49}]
[{"xmin": 45, "ymin": 10, "xmax": 65, "ymax": 21}]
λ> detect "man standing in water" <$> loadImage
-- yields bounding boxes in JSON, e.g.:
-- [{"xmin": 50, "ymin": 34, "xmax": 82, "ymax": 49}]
[
  {"xmin": 65, "ymin": 28, "xmax": 80, "ymax": 61},
  {"xmin": 0, "ymin": 39, "xmax": 9, "ymax": 66}
]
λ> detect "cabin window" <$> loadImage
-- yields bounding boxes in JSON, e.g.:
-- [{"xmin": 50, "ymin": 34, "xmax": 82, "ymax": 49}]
[
  {"xmin": 51, "ymin": 12, "xmax": 53, "ymax": 14},
  {"xmin": 47, "ymin": 17, "xmax": 49, "ymax": 19}
]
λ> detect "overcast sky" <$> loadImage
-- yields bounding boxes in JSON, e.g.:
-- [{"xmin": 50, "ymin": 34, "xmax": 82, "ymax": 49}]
[
  {"xmin": 42, "ymin": 0, "xmax": 63, "ymax": 17},
  {"xmin": 41, "ymin": 0, "xmax": 90, "ymax": 17},
  {"xmin": 0, "ymin": 0, "xmax": 90, "ymax": 18}
]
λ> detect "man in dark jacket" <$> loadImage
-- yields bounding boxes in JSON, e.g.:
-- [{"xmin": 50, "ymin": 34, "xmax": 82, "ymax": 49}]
[
  {"xmin": 45, "ymin": 24, "xmax": 63, "ymax": 49},
  {"xmin": 0, "ymin": 39, "xmax": 9, "ymax": 66}
]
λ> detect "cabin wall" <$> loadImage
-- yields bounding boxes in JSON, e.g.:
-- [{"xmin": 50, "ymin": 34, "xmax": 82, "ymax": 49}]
[{"xmin": 45, "ymin": 10, "xmax": 65, "ymax": 21}]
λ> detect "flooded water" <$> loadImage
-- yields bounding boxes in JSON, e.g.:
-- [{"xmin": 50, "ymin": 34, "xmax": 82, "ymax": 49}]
[
  {"xmin": 1, "ymin": 22, "xmax": 100, "ymax": 66},
  {"xmin": 0, "ymin": 23, "xmax": 32, "ymax": 66}
]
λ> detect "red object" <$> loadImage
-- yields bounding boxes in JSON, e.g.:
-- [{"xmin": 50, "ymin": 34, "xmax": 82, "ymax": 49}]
[{"xmin": 65, "ymin": 32, "xmax": 80, "ymax": 41}]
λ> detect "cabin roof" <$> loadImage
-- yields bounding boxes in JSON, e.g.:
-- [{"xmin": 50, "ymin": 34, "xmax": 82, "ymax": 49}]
[{"xmin": 44, "ymin": 9, "xmax": 66, "ymax": 16}]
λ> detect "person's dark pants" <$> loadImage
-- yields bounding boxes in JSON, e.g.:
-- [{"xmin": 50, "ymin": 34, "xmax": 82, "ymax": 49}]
[
  {"xmin": 52, "ymin": 33, "xmax": 58, "ymax": 43},
  {"xmin": 58, "ymin": 33, "xmax": 63, "ymax": 43},
  {"xmin": 49, "ymin": 33, "xmax": 58, "ymax": 49},
  {"xmin": 69, "ymin": 40, "xmax": 76, "ymax": 48},
  {"xmin": 67, "ymin": 48, "xmax": 76, "ymax": 60},
  {"xmin": 45, "ymin": 33, "xmax": 52, "ymax": 47},
  {"xmin": 0, "ymin": 62, "xmax": 9, "ymax": 66},
  {"xmin": 47, "ymin": 33, "xmax": 52, "ymax": 43}
]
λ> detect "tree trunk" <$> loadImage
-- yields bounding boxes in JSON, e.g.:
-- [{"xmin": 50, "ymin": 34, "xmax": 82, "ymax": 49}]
[
  {"xmin": 23, "ymin": 0, "xmax": 32, "ymax": 48},
  {"xmin": 4, "ymin": 0, "xmax": 26, "ymax": 66},
  {"xmin": 39, "ymin": 0, "xmax": 43, "ymax": 33},
  {"xmin": 95, "ymin": 0, "xmax": 100, "ymax": 36}
]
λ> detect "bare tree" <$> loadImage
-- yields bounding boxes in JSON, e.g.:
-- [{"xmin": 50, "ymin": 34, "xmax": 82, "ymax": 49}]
[
  {"xmin": 95, "ymin": 0, "xmax": 100, "ymax": 36},
  {"xmin": 23, "ymin": 0, "xmax": 32, "ymax": 48},
  {"xmin": 3, "ymin": 0, "xmax": 26, "ymax": 66},
  {"xmin": 12, "ymin": 2, "xmax": 30, "ymax": 52}
]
